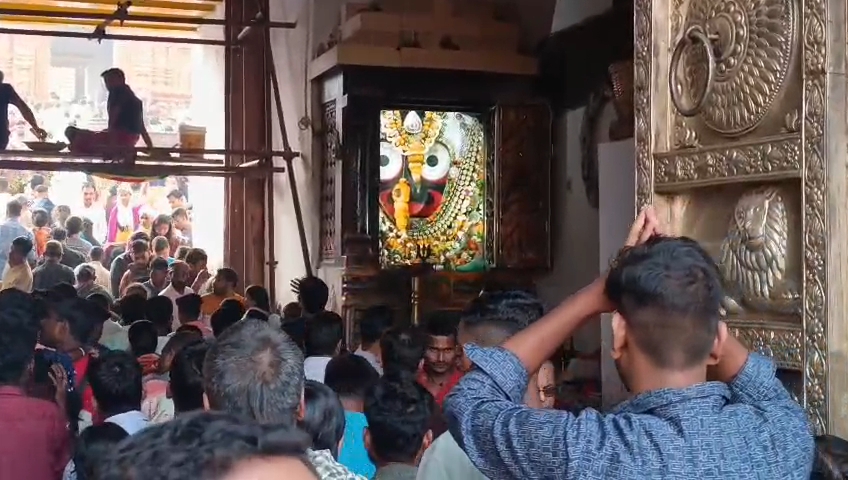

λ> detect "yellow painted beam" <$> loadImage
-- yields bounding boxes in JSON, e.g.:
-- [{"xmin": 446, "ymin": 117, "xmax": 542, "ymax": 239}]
[
  {"xmin": 0, "ymin": 2, "xmax": 209, "ymax": 20},
  {"xmin": 7, "ymin": 0, "xmax": 217, "ymax": 13},
  {"xmin": 0, "ymin": 16, "xmax": 197, "ymax": 30}
]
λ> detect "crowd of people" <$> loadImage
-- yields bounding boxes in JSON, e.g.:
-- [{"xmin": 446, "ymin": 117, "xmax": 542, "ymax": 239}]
[{"xmin": 0, "ymin": 201, "xmax": 844, "ymax": 479}]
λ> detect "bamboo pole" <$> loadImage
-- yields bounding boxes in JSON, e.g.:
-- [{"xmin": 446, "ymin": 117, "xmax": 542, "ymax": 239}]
[
  {"xmin": 0, "ymin": 8, "xmax": 296, "ymax": 28},
  {"xmin": 0, "ymin": 26, "xmax": 227, "ymax": 45},
  {"xmin": 0, "ymin": 158, "xmax": 285, "ymax": 176}
]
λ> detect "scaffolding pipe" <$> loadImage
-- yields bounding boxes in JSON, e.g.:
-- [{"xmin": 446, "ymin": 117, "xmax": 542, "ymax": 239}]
[
  {"xmin": 0, "ymin": 26, "xmax": 227, "ymax": 45},
  {"xmin": 261, "ymin": 5, "xmax": 312, "ymax": 277},
  {"xmin": 236, "ymin": 11, "xmax": 264, "ymax": 43},
  {"xmin": 0, "ymin": 8, "xmax": 296, "ymax": 28}
]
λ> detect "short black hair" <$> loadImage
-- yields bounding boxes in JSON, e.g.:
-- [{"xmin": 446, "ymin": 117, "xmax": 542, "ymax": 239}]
[
  {"xmin": 184, "ymin": 248, "xmax": 207, "ymax": 266},
  {"xmin": 360, "ymin": 305, "xmax": 393, "ymax": 346},
  {"xmin": 210, "ymin": 305, "xmax": 242, "ymax": 337},
  {"xmin": 152, "ymin": 236, "xmax": 170, "ymax": 254},
  {"xmin": 65, "ymin": 215, "xmax": 83, "ymax": 235},
  {"xmin": 145, "ymin": 296, "xmax": 174, "ymax": 332},
  {"xmin": 51, "ymin": 282, "xmax": 78, "ymax": 300},
  {"xmin": 71, "ymin": 422, "xmax": 129, "ymax": 480},
  {"xmin": 364, "ymin": 374, "xmax": 434, "ymax": 464},
  {"xmin": 90, "ymin": 246, "xmax": 104, "ymax": 261},
  {"xmin": 118, "ymin": 294, "xmax": 148, "ymax": 324},
  {"xmin": 203, "ymin": 319, "xmax": 305, "ymax": 426},
  {"xmin": 30, "ymin": 174, "xmax": 45, "ymax": 190},
  {"xmin": 379, "ymin": 326, "xmax": 426, "ymax": 376},
  {"xmin": 75, "ymin": 264, "xmax": 96, "ymax": 283},
  {"xmin": 170, "ymin": 339, "xmax": 209, "ymax": 414},
  {"xmin": 0, "ymin": 289, "xmax": 39, "ymax": 384},
  {"xmin": 87, "ymin": 292, "xmax": 112, "ymax": 312},
  {"xmin": 605, "ymin": 236, "xmax": 723, "ymax": 369},
  {"xmin": 244, "ymin": 284, "xmax": 271, "ymax": 311},
  {"xmin": 88, "ymin": 350, "xmax": 143, "ymax": 415},
  {"xmin": 101, "ymin": 67, "xmax": 126, "ymax": 80},
  {"xmin": 52, "ymin": 296, "xmax": 109, "ymax": 345},
  {"xmin": 130, "ymin": 230, "xmax": 151, "ymax": 243},
  {"xmin": 32, "ymin": 208, "xmax": 49, "ymax": 228},
  {"xmin": 172, "ymin": 206, "xmax": 188, "ymax": 219},
  {"xmin": 324, "ymin": 353, "xmax": 379, "ymax": 401},
  {"xmin": 95, "ymin": 411, "xmax": 316, "ymax": 480},
  {"xmin": 301, "ymin": 380, "xmax": 345, "ymax": 458},
  {"xmin": 423, "ymin": 310, "xmax": 460, "ymax": 339},
  {"xmin": 11, "ymin": 235, "xmax": 33, "ymax": 257},
  {"xmin": 161, "ymin": 330, "xmax": 204, "ymax": 359},
  {"xmin": 128, "ymin": 320, "xmax": 158, "ymax": 357},
  {"xmin": 304, "ymin": 311, "xmax": 344, "ymax": 357},
  {"xmin": 131, "ymin": 239, "xmax": 149, "ymax": 255},
  {"xmin": 51, "ymin": 227, "xmax": 68, "ymax": 241},
  {"xmin": 6, "ymin": 199, "xmax": 22, "ymax": 218},
  {"xmin": 176, "ymin": 324, "xmax": 203, "ymax": 336},
  {"xmin": 175, "ymin": 293, "xmax": 202, "ymax": 322},
  {"xmin": 215, "ymin": 267, "xmax": 239, "ymax": 287},
  {"xmin": 814, "ymin": 435, "xmax": 848, "ymax": 480},
  {"xmin": 150, "ymin": 257, "xmax": 169, "ymax": 272},
  {"xmin": 297, "ymin": 276, "xmax": 328, "ymax": 314},
  {"xmin": 460, "ymin": 290, "xmax": 545, "ymax": 347}
]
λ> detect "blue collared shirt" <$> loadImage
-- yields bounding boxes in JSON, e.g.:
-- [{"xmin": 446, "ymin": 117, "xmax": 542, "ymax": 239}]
[
  {"xmin": 0, "ymin": 216, "xmax": 35, "ymax": 273},
  {"xmin": 444, "ymin": 345, "xmax": 814, "ymax": 480}
]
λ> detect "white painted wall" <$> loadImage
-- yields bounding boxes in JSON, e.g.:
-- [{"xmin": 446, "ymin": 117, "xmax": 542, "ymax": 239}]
[{"xmin": 536, "ymin": 0, "xmax": 612, "ymax": 354}]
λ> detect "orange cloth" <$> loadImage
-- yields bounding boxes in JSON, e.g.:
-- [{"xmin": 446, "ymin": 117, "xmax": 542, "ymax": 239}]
[
  {"xmin": 137, "ymin": 353, "xmax": 160, "ymax": 376},
  {"xmin": 33, "ymin": 227, "xmax": 50, "ymax": 257},
  {"xmin": 200, "ymin": 293, "xmax": 245, "ymax": 316}
]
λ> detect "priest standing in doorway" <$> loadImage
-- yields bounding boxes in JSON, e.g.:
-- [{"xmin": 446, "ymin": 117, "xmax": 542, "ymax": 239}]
[
  {"xmin": 0, "ymin": 70, "xmax": 47, "ymax": 150},
  {"xmin": 66, "ymin": 68, "xmax": 154, "ymax": 159}
]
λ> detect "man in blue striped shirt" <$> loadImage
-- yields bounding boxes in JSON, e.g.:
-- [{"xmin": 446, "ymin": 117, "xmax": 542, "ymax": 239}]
[
  {"xmin": 0, "ymin": 199, "xmax": 35, "ymax": 274},
  {"xmin": 445, "ymin": 208, "xmax": 814, "ymax": 480}
]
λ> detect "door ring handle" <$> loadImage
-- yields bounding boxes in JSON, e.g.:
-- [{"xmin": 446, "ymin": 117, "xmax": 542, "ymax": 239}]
[{"xmin": 669, "ymin": 25, "xmax": 716, "ymax": 117}]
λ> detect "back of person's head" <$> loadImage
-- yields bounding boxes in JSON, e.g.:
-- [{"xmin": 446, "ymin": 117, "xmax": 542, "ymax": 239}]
[
  {"xmin": 300, "ymin": 380, "xmax": 345, "ymax": 459},
  {"xmin": 152, "ymin": 236, "xmax": 170, "ymax": 254},
  {"xmin": 210, "ymin": 305, "xmax": 242, "ymax": 337},
  {"xmin": 170, "ymin": 339, "xmax": 209, "ymax": 414},
  {"xmin": 176, "ymin": 324, "xmax": 203, "ymax": 336},
  {"xmin": 245, "ymin": 284, "xmax": 271, "ymax": 311},
  {"xmin": 605, "ymin": 236, "xmax": 724, "ymax": 380},
  {"xmin": 124, "ymin": 282, "xmax": 149, "ymax": 300},
  {"xmin": 127, "ymin": 320, "xmax": 158, "ymax": 357},
  {"xmin": 65, "ymin": 215, "xmax": 84, "ymax": 236},
  {"xmin": 51, "ymin": 282, "xmax": 78, "ymax": 300},
  {"xmin": 118, "ymin": 294, "xmax": 148, "ymax": 324},
  {"xmin": 174, "ymin": 245, "xmax": 191, "ymax": 261},
  {"xmin": 6, "ymin": 199, "xmax": 22, "ymax": 218},
  {"xmin": 175, "ymin": 293, "xmax": 202, "ymax": 323},
  {"xmin": 460, "ymin": 290, "xmax": 545, "ymax": 347},
  {"xmin": 380, "ymin": 326, "xmax": 426, "ymax": 376},
  {"xmin": 814, "ymin": 435, "xmax": 848, "ymax": 480},
  {"xmin": 44, "ymin": 239, "xmax": 64, "ymax": 259},
  {"xmin": 219, "ymin": 297, "xmax": 245, "ymax": 317},
  {"xmin": 129, "ymin": 230, "xmax": 151, "ymax": 244},
  {"xmin": 324, "ymin": 353, "xmax": 380, "ymax": 402},
  {"xmin": 95, "ymin": 411, "xmax": 317, "ymax": 480},
  {"xmin": 297, "ymin": 276, "xmax": 328, "ymax": 314},
  {"xmin": 304, "ymin": 311, "xmax": 344, "ymax": 357},
  {"xmin": 32, "ymin": 208, "xmax": 49, "ymax": 228},
  {"xmin": 360, "ymin": 305, "xmax": 393, "ymax": 347},
  {"xmin": 51, "ymin": 227, "xmax": 68, "ymax": 242},
  {"xmin": 364, "ymin": 373, "xmax": 434, "ymax": 465},
  {"xmin": 150, "ymin": 256, "xmax": 169, "ymax": 274},
  {"xmin": 87, "ymin": 292, "xmax": 112, "ymax": 313},
  {"xmin": 0, "ymin": 289, "xmax": 38, "ymax": 385},
  {"xmin": 75, "ymin": 264, "xmax": 97, "ymax": 284},
  {"xmin": 184, "ymin": 247, "xmax": 207, "ymax": 267},
  {"xmin": 90, "ymin": 246, "xmax": 104, "ymax": 262},
  {"xmin": 145, "ymin": 296, "xmax": 174, "ymax": 333},
  {"xmin": 88, "ymin": 350, "xmax": 143, "ymax": 416},
  {"xmin": 283, "ymin": 301, "xmax": 302, "ymax": 319},
  {"xmin": 203, "ymin": 319, "xmax": 305, "ymax": 425},
  {"xmin": 71, "ymin": 422, "xmax": 129, "ymax": 480},
  {"xmin": 215, "ymin": 267, "xmax": 239, "ymax": 287},
  {"xmin": 131, "ymin": 239, "xmax": 149, "ymax": 257}
]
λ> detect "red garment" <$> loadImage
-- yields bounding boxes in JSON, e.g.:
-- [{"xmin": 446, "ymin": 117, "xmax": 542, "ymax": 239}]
[
  {"xmin": 137, "ymin": 354, "xmax": 160, "ymax": 376},
  {"xmin": 0, "ymin": 386, "xmax": 71, "ymax": 480},
  {"xmin": 417, "ymin": 369, "xmax": 464, "ymax": 407},
  {"xmin": 73, "ymin": 354, "xmax": 97, "ymax": 423}
]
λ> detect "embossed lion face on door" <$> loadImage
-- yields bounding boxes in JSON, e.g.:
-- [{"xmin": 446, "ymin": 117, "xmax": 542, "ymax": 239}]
[{"xmin": 732, "ymin": 189, "xmax": 781, "ymax": 249}]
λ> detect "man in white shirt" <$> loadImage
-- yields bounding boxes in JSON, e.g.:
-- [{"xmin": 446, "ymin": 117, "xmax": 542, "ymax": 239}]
[
  {"xmin": 78, "ymin": 182, "xmax": 107, "ymax": 244},
  {"xmin": 89, "ymin": 350, "xmax": 150, "ymax": 436},
  {"xmin": 303, "ymin": 312, "xmax": 344, "ymax": 383},
  {"xmin": 87, "ymin": 246, "xmax": 112, "ymax": 291},
  {"xmin": 159, "ymin": 260, "xmax": 194, "ymax": 330},
  {"xmin": 354, "ymin": 305, "xmax": 393, "ymax": 375}
]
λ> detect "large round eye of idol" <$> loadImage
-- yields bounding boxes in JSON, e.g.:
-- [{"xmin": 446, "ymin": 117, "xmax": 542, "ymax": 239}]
[
  {"xmin": 380, "ymin": 142, "xmax": 403, "ymax": 181},
  {"xmin": 422, "ymin": 142, "xmax": 451, "ymax": 181}
]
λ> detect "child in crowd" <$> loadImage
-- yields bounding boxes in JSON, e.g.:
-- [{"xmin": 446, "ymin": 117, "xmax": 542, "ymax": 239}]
[
  {"xmin": 63, "ymin": 423, "xmax": 128, "ymax": 480},
  {"xmin": 32, "ymin": 208, "xmax": 51, "ymax": 257},
  {"xmin": 300, "ymin": 380, "xmax": 346, "ymax": 459}
]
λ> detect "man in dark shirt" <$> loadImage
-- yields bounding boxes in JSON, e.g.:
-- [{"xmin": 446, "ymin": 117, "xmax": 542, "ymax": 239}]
[
  {"xmin": 0, "ymin": 70, "xmax": 46, "ymax": 150},
  {"xmin": 65, "ymin": 68, "xmax": 153, "ymax": 158},
  {"xmin": 33, "ymin": 240, "xmax": 76, "ymax": 291}
]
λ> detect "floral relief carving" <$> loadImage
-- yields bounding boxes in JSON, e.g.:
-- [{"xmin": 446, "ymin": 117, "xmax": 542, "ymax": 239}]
[{"xmin": 729, "ymin": 324, "xmax": 803, "ymax": 370}]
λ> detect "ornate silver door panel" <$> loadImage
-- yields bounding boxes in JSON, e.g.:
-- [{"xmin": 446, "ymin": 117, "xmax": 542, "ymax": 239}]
[{"xmin": 632, "ymin": 0, "xmax": 848, "ymax": 435}]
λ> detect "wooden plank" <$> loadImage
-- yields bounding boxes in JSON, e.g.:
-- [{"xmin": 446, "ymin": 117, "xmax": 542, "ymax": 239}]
[
  {"xmin": 0, "ymin": 2, "xmax": 208, "ymax": 18},
  {"xmin": 0, "ymin": 16, "xmax": 197, "ymax": 30},
  {"xmin": 11, "ymin": 0, "xmax": 217, "ymax": 12}
]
